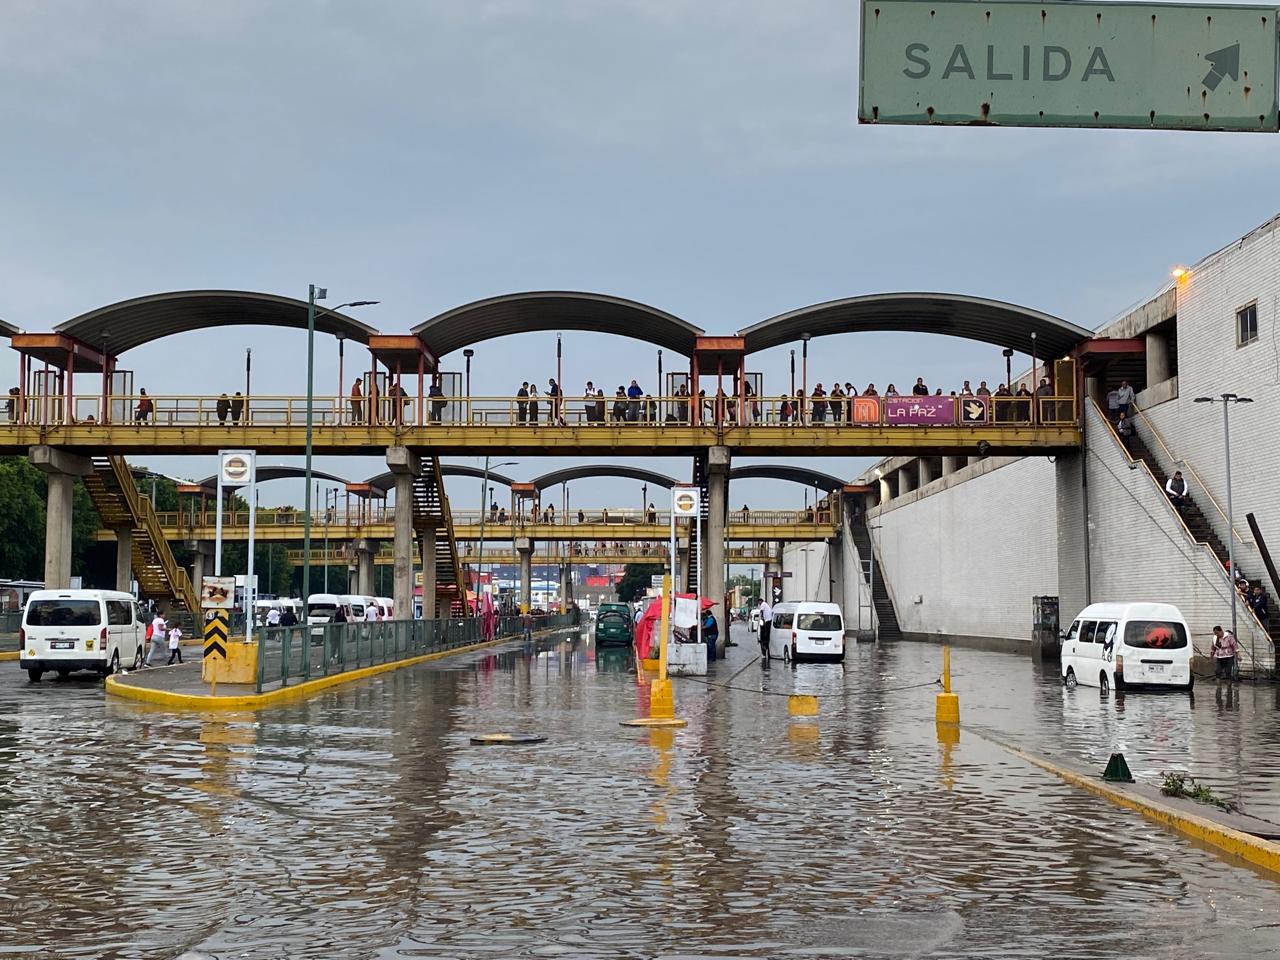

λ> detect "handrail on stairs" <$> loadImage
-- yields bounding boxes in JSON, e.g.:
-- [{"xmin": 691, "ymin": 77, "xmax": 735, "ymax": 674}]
[{"xmin": 107, "ymin": 457, "xmax": 198, "ymax": 611}]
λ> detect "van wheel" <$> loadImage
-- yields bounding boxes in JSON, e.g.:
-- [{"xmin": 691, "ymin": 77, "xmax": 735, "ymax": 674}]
[
  {"xmin": 1063, "ymin": 668, "xmax": 1077, "ymax": 689},
  {"xmin": 790, "ymin": 643, "xmax": 799, "ymax": 666},
  {"xmin": 26, "ymin": 668, "xmax": 42, "ymax": 682},
  {"xmin": 104, "ymin": 651, "xmax": 120, "ymax": 678},
  {"xmin": 781, "ymin": 643, "xmax": 790, "ymax": 663},
  {"xmin": 132, "ymin": 646, "xmax": 143, "ymax": 670},
  {"xmin": 1099, "ymin": 671, "xmax": 1110, "ymax": 695}
]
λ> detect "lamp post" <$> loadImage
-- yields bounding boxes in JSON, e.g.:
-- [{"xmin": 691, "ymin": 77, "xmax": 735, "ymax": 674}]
[
  {"xmin": 1194, "ymin": 392, "xmax": 1254, "ymax": 662},
  {"xmin": 789, "ymin": 349, "xmax": 796, "ymax": 397},
  {"xmin": 1029, "ymin": 331, "xmax": 1038, "ymax": 425},
  {"xmin": 463, "ymin": 348, "xmax": 474, "ymax": 425},
  {"xmin": 302, "ymin": 291, "xmax": 378, "ymax": 609},
  {"xmin": 801, "ymin": 333, "xmax": 811, "ymax": 422},
  {"xmin": 1002, "ymin": 347, "xmax": 1014, "ymax": 393},
  {"xmin": 476, "ymin": 458, "xmax": 518, "ymax": 602}
]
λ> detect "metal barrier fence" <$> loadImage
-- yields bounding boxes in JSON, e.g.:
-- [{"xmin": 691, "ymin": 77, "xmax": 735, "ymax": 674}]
[
  {"xmin": 255, "ymin": 613, "xmax": 578, "ymax": 693},
  {"xmin": 0, "ymin": 611, "xmax": 19, "ymax": 651}
]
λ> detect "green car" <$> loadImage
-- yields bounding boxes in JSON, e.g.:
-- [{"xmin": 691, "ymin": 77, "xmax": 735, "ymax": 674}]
[{"xmin": 595, "ymin": 603, "xmax": 635, "ymax": 646}]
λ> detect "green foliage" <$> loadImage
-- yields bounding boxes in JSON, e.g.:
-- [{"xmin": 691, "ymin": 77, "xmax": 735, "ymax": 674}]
[
  {"xmin": 1160, "ymin": 771, "xmax": 1235, "ymax": 811},
  {"xmin": 0, "ymin": 458, "xmax": 50, "ymax": 579},
  {"xmin": 616, "ymin": 563, "xmax": 664, "ymax": 603}
]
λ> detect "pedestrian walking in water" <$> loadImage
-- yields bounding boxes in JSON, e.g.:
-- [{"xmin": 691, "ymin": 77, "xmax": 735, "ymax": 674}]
[
  {"xmin": 216, "ymin": 392, "xmax": 230, "ymax": 425},
  {"xmin": 1211, "ymin": 625, "xmax": 1239, "ymax": 681},
  {"xmin": 166, "ymin": 624, "xmax": 184, "ymax": 664},
  {"xmin": 758, "ymin": 596, "xmax": 773, "ymax": 657}
]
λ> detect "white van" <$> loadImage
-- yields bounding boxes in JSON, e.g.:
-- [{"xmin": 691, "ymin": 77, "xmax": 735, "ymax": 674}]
[
  {"xmin": 767, "ymin": 601, "xmax": 845, "ymax": 663},
  {"xmin": 1062, "ymin": 602, "xmax": 1194, "ymax": 693},
  {"xmin": 374, "ymin": 597, "xmax": 393, "ymax": 620},
  {"xmin": 20, "ymin": 589, "xmax": 147, "ymax": 681},
  {"xmin": 342, "ymin": 594, "xmax": 377, "ymax": 621}
]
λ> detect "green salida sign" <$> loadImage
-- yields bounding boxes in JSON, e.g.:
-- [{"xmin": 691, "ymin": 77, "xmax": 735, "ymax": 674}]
[{"xmin": 858, "ymin": 0, "xmax": 1279, "ymax": 131}]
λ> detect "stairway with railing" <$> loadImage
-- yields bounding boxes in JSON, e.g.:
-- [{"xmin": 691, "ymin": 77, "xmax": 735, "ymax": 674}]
[
  {"xmin": 683, "ymin": 455, "xmax": 710, "ymax": 594},
  {"xmin": 1110, "ymin": 410, "xmax": 1279, "ymax": 642},
  {"xmin": 82, "ymin": 456, "xmax": 198, "ymax": 612},
  {"xmin": 409, "ymin": 456, "xmax": 468, "ymax": 615},
  {"xmin": 849, "ymin": 519, "xmax": 902, "ymax": 641}
]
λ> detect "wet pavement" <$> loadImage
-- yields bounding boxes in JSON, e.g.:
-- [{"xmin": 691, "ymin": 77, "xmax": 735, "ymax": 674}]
[{"xmin": 1, "ymin": 624, "xmax": 1279, "ymax": 959}]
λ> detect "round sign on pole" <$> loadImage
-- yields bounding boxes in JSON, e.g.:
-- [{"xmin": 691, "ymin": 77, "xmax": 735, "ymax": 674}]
[
  {"xmin": 220, "ymin": 451, "xmax": 254, "ymax": 485},
  {"xmin": 672, "ymin": 486, "xmax": 700, "ymax": 516}
]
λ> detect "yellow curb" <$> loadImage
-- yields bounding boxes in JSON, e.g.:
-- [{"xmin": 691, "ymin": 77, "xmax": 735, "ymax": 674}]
[
  {"xmin": 106, "ymin": 627, "xmax": 571, "ymax": 713},
  {"xmin": 0, "ymin": 651, "xmax": 18, "ymax": 662},
  {"xmin": 1001, "ymin": 742, "xmax": 1280, "ymax": 878}
]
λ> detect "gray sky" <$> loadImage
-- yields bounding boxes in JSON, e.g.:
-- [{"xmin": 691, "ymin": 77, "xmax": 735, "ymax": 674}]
[{"xmin": 2, "ymin": 0, "xmax": 1274, "ymax": 509}]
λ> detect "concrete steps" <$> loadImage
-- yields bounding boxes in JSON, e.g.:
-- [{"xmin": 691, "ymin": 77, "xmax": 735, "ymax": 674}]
[{"xmin": 850, "ymin": 520, "xmax": 902, "ymax": 641}]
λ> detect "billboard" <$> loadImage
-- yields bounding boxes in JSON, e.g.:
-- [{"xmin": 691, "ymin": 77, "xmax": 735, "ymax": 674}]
[{"xmin": 859, "ymin": 0, "xmax": 1279, "ymax": 131}]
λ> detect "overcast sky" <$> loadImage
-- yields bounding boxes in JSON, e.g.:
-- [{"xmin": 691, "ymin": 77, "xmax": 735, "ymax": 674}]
[{"xmin": 2, "ymin": 1, "xmax": 1275, "ymax": 510}]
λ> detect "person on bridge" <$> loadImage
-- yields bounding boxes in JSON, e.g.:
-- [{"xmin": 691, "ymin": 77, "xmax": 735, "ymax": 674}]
[
  {"xmin": 577, "ymin": 508, "xmax": 585, "ymax": 523},
  {"xmin": 595, "ymin": 388, "xmax": 606, "ymax": 424},
  {"xmin": 612, "ymin": 387, "xmax": 627, "ymax": 424},
  {"xmin": 1165, "ymin": 471, "xmax": 1190, "ymax": 514},
  {"xmin": 885, "ymin": 384, "xmax": 898, "ymax": 397},
  {"xmin": 977, "ymin": 381, "xmax": 991, "ymax": 397},
  {"xmin": 429, "ymin": 378, "xmax": 446, "ymax": 422},
  {"xmin": 1115, "ymin": 411, "xmax": 1135, "ymax": 453},
  {"xmin": 548, "ymin": 378, "xmax": 564, "ymax": 425},
  {"xmin": 216, "ymin": 393, "xmax": 231, "ymax": 425},
  {"xmin": 134, "ymin": 389, "xmax": 153, "ymax": 425},
  {"xmin": 646, "ymin": 503, "xmax": 657, "ymax": 524},
  {"xmin": 583, "ymin": 381, "xmax": 596, "ymax": 423},
  {"xmin": 912, "ymin": 378, "xmax": 929, "ymax": 396},
  {"xmin": 527, "ymin": 384, "xmax": 540, "ymax": 424},
  {"xmin": 349, "ymin": 379, "xmax": 363, "ymax": 425},
  {"xmin": 758, "ymin": 596, "xmax": 772, "ymax": 657},
  {"xmin": 675, "ymin": 383, "xmax": 690, "ymax": 424},
  {"xmin": 1114, "ymin": 379, "xmax": 1136, "ymax": 417},
  {"xmin": 811, "ymin": 383, "xmax": 827, "ymax": 423},
  {"xmin": 489, "ymin": 501, "xmax": 499, "ymax": 523},
  {"xmin": 626, "ymin": 380, "xmax": 643, "ymax": 422},
  {"xmin": 517, "ymin": 382, "xmax": 529, "ymax": 424},
  {"xmin": 829, "ymin": 383, "xmax": 843, "ymax": 424}
]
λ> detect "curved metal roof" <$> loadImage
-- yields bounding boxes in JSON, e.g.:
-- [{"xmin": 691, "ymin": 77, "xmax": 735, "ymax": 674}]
[
  {"xmin": 365, "ymin": 464, "xmax": 516, "ymax": 496},
  {"xmin": 412, "ymin": 291, "xmax": 704, "ymax": 359},
  {"xmin": 56, "ymin": 290, "xmax": 380, "ymax": 355},
  {"xmin": 192, "ymin": 465, "xmax": 350, "ymax": 493},
  {"xmin": 729, "ymin": 465, "xmax": 846, "ymax": 491},
  {"xmin": 738, "ymin": 293, "xmax": 1091, "ymax": 359},
  {"xmin": 531, "ymin": 465, "xmax": 678, "ymax": 491}
]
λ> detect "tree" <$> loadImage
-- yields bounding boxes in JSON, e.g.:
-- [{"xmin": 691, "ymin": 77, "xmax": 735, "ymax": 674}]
[
  {"xmin": 616, "ymin": 563, "xmax": 664, "ymax": 603},
  {"xmin": 0, "ymin": 457, "xmax": 49, "ymax": 579}
]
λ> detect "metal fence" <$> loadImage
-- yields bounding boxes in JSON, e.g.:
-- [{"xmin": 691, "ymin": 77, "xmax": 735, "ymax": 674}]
[
  {"xmin": 254, "ymin": 613, "xmax": 578, "ymax": 693},
  {"xmin": 0, "ymin": 611, "xmax": 19, "ymax": 651}
]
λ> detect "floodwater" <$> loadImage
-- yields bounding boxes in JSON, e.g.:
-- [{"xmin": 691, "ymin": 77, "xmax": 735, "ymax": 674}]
[{"xmin": 1, "ymin": 625, "xmax": 1279, "ymax": 959}]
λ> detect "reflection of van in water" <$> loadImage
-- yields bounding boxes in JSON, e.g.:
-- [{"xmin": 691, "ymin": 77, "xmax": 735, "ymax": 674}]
[
  {"xmin": 768, "ymin": 601, "xmax": 845, "ymax": 663},
  {"xmin": 1062, "ymin": 602, "xmax": 1194, "ymax": 694}
]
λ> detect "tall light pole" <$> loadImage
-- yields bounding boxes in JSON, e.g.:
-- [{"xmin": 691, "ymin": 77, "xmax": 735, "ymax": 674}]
[
  {"xmin": 1194, "ymin": 392, "xmax": 1254, "ymax": 661},
  {"xmin": 801, "ymin": 333, "xmax": 811, "ymax": 422},
  {"xmin": 302, "ymin": 291, "xmax": 378, "ymax": 607}
]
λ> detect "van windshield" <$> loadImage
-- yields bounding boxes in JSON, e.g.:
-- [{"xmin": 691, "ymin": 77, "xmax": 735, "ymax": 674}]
[
  {"xmin": 797, "ymin": 613, "xmax": 842, "ymax": 631},
  {"xmin": 308, "ymin": 603, "xmax": 337, "ymax": 618},
  {"xmin": 26, "ymin": 599, "xmax": 101, "ymax": 627},
  {"xmin": 1124, "ymin": 620, "xmax": 1188, "ymax": 649}
]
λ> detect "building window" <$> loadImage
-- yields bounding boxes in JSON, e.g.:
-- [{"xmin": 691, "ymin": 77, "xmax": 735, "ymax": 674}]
[{"xmin": 1237, "ymin": 303, "xmax": 1259, "ymax": 347}]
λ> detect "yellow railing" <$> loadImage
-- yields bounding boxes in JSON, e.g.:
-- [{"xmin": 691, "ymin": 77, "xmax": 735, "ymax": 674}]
[
  {"xmin": 8, "ymin": 391, "xmax": 1080, "ymax": 429},
  {"xmin": 108, "ymin": 457, "xmax": 198, "ymax": 612}
]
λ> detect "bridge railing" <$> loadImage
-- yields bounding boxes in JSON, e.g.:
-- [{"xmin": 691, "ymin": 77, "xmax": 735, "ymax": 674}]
[
  {"xmin": 11, "ymin": 391, "xmax": 1079, "ymax": 429},
  {"xmin": 256, "ymin": 612, "xmax": 577, "ymax": 692}
]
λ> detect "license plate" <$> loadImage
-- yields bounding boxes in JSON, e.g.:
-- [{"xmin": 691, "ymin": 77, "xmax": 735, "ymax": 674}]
[
  {"xmin": 1148, "ymin": 664, "xmax": 1166, "ymax": 674},
  {"xmin": 813, "ymin": 639, "xmax": 825, "ymax": 645},
  {"xmin": 50, "ymin": 640, "xmax": 75, "ymax": 650}
]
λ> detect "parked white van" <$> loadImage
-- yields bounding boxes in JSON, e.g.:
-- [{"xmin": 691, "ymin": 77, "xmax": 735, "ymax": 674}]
[
  {"xmin": 342, "ymin": 594, "xmax": 377, "ymax": 620},
  {"xmin": 1061, "ymin": 602, "xmax": 1194, "ymax": 693},
  {"xmin": 374, "ymin": 597, "xmax": 394, "ymax": 620},
  {"xmin": 767, "ymin": 601, "xmax": 845, "ymax": 663},
  {"xmin": 20, "ymin": 589, "xmax": 147, "ymax": 681}
]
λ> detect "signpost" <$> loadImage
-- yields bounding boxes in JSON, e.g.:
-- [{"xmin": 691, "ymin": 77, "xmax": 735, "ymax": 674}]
[{"xmin": 859, "ymin": 0, "xmax": 1279, "ymax": 131}]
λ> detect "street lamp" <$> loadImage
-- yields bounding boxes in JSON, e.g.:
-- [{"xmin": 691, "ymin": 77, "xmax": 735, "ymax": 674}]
[
  {"xmin": 1194, "ymin": 392, "xmax": 1254, "ymax": 660},
  {"xmin": 303, "ymin": 290, "xmax": 378, "ymax": 610},
  {"xmin": 1002, "ymin": 347, "xmax": 1014, "ymax": 393}
]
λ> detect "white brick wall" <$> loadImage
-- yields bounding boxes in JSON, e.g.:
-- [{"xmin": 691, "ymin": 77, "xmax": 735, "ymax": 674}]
[
  {"xmin": 780, "ymin": 543, "xmax": 831, "ymax": 602},
  {"xmin": 870, "ymin": 457, "xmax": 1059, "ymax": 642}
]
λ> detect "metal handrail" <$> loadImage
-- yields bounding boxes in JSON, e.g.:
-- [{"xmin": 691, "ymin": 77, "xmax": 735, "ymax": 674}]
[{"xmin": 1131, "ymin": 402, "xmax": 1253, "ymax": 548}]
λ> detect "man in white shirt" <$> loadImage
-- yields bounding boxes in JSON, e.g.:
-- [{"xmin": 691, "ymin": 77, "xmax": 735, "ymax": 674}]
[
  {"xmin": 364, "ymin": 603, "xmax": 379, "ymax": 623},
  {"xmin": 758, "ymin": 598, "xmax": 773, "ymax": 656},
  {"xmin": 266, "ymin": 607, "xmax": 281, "ymax": 628},
  {"xmin": 147, "ymin": 613, "xmax": 167, "ymax": 666},
  {"xmin": 1165, "ymin": 471, "xmax": 1190, "ymax": 514}
]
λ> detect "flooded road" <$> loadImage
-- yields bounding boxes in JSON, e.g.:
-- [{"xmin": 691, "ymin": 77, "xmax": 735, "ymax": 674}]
[{"xmin": 2, "ymin": 625, "xmax": 1279, "ymax": 959}]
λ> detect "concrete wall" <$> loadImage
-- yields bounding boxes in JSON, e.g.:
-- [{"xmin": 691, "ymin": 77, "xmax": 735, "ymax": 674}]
[
  {"xmin": 780, "ymin": 543, "xmax": 831, "ymax": 603},
  {"xmin": 1074, "ymin": 403, "xmax": 1273, "ymax": 672},
  {"xmin": 870, "ymin": 457, "xmax": 1059, "ymax": 643}
]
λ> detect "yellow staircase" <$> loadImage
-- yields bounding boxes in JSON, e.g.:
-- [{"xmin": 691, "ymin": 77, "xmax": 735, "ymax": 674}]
[
  {"xmin": 410, "ymin": 456, "xmax": 468, "ymax": 615},
  {"xmin": 82, "ymin": 456, "xmax": 198, "ymax": 612}
]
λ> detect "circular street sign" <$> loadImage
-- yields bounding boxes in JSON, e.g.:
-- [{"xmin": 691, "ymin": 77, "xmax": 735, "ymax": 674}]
[
  {"xmin": 222, "ymin": 455, "xmax": 251, "ymax": 483},
  {"xmin": 674, "ymin": 492, "xmax": 697, "ymax": 514}
]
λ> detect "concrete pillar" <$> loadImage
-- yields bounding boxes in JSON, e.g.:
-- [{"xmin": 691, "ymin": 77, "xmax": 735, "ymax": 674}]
[
  {"xmin": 917, "ymin": 458, "xmax": 934, "ymax": 488},
  {"xmin": 898, "ymin": 466, "xmax": 914, "ymax": 495},
  {"xmin": 828, "ymin": 538, "xmax": 845, "ymax": 611},
  {"xmin": 29, "ymin": 446, "xmax": 92, "ymax": 590},
  {"xmin": 386, "ymin": 446, "xmax": 421, "ymax": 621},
  {"xmin": 941, "ymin": 456, "xmax": 959, "ymax": 477},
  {"xmin": 355, "ymin": 539, "xmax": 375, "ymax": 596},
  {"xmin": 191, "ymin": 543, "xmax": 208, "ymax": 596},
  {"xmin": 115, "ymin": 529, "xmax": 132, "ymax": 592},
  {"xmin": 560, "ymin": 563, "xmax": 573, "ymax": 609},
  {"xmin": 420, "ymin": 527, "xmax": 437, "ymax": 620},
  {"xmin": 879, "ymin": 477, "xmax": 892, "ymax": 504},
  {"xmin": 706, "ymin": 446, "xmax": 730, "ymax": 656},
  {"xmin": 516, "ymin": 536, "xmax": 533, "ymax": 612},
  {"xmin": 1146, "ymin": 330, "xmax": 1171, "ymax": 385}
]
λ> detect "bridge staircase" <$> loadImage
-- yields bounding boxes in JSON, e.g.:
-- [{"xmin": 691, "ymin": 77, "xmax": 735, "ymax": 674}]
[
  {"xmin": 683, "ymin": 455, "xmax": 710, "ymax": 594},
  {"xmin": 410, "ymin": 456, "xmax": 468, "ymax": 615},
  {"xmin": 1113, "ymin": 420, "xmax": 1279, "ymax": 641},
  {"xmin": 83, "ymin": 456, "xmax": 198, "ymax": 612},
  {"xmin": 850, "ymin": 519, "xmax": 902, "ymax": 641}
]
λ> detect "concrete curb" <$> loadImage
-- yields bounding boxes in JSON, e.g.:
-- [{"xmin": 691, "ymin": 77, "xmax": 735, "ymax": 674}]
[
  {"xmin": 106, "ymin": 626, "xmax": 576, "ymax": 712},
  {"xmin": 991, "ymin": 738, "xmax": 1280, "ymax": 878}
]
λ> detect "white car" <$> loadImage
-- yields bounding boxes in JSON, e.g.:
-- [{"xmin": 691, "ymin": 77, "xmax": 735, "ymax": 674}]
[
  {"xmin": 768, "ymin": 601, "xmax": 845, "ymax": 663},
  {"xmin": 1062, "ymin": 602, "xmax": 1194, "ymax": 693},
  {"xmin": 749, "ymin": 609, "xmax": 762, "ymax": 633},
  {"xmin": 20, "ymin": 589, "xmax": 147, "ymax": 681}
]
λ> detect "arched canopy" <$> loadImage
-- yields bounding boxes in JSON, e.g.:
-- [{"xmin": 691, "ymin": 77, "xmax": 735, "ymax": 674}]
[
  {"xmin": 739, "ymin": 293, "xmax": 1091, "ymax": 359},
  {"xmin": 364, "ymin": 464, "xmax": 516, "ymax": 497},
  {"xmin": 729, "ymin": 465, "xmax": 845, "ymax": 492},
  {"xmin": 190, "ymin": 465, "xmax": 349, "ymax": 494},
  {"xmin": 56, "ymin": 290, "xmax": 380, "ymax": 355},
  {"xmin": 531, "ymin": 465, "xmax": 678, "ymax": 491},
  {"xmin": 412, "ymin": 291, "xmax": 704, "ymax": 359}
]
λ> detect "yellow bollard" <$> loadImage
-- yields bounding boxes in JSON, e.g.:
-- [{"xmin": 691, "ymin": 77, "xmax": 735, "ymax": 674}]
[
  {"xmin": 788, "ymin": 694, "xmax": 819, "ymax": 717},
  {"xmin": 936, "ymin": 644, "xmax": 960, "ymax": 725},
  {"xmin": 623, "ymin": 575, "xmax": 687, "ymax": 728}
]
